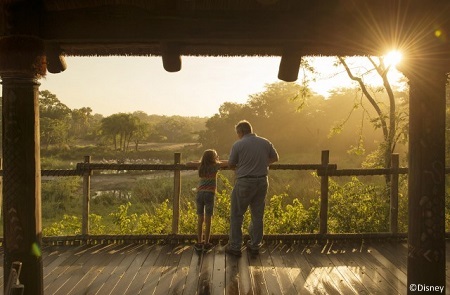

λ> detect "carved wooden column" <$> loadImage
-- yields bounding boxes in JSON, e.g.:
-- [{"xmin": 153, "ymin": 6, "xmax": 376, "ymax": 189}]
[
  {"xmin": 0, "ymin": 36, "xmax": 46, "ymax": 295},
  {"xmin": 401, "ymin": 55, "xmax": 448, "ymax": 293}
]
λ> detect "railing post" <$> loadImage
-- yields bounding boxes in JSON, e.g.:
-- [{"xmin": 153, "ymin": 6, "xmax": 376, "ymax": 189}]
[
  {"xmin": 172, "ymin": 153, "xmax": 181, "ymax": 235},
  {"xmin": 390, "ymin": 153, "xmax": 399, "ymax": 234},
  {"xmin": 82, "ymin": 156, "xmax": 91, "ymax": 237},
  {"xmin": 319, "ymin": 150, "xmax": 329, "ymax": 235}
]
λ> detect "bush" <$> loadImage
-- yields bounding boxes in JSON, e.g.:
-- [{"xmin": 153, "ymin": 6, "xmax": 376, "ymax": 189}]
[
  {"xmin": 42, "ymin": 177, "xmax": 82, "ymax": 219},
  {"xmin": 41, "ymin": 174, "xmax": 409, "ymax": 237},
  {"xmin": 327, "ymin": 176, "xmax": 389, "ymax": 233}
]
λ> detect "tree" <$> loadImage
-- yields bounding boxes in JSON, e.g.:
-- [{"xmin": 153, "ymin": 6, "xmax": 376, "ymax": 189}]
[
  {"xmin": 199, "ymin": 81, "xmax": 330, "ymax": 156},
  {"xmin": 198, "ymin": 102, "xmax": 253, "ymax": 154},
  {"xmin": 133, "ymin": 121, "xmax": 151, "ymax": 151},
  {"xmin": 336, "ymin": 56, "xmax": 408, "ymax": 172},
  {"xmin": 70, "ymin": 107, "xmax": 93, "ymax": 140},
  {"xmin": 39, "ymin": 90, "xmax": 71, "ymax": 149},
  {"xmin": 154, "ymin": 116, "xmax": 196, "ymax": 143},
  {"xmin": 100, "ymin": 113, "xmax": 139, "ymax": 152}
]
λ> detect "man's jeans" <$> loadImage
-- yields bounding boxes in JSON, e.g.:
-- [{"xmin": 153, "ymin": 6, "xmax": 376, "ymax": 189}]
[{"xmin": 229, "ymin": 177, "xmax": 268, "ymax": 250}]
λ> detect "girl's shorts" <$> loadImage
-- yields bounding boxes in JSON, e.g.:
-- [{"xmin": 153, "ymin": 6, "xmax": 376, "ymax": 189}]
[{"xmin": 196, "ymin": 191, "xmax": 215, "ymax": 216}]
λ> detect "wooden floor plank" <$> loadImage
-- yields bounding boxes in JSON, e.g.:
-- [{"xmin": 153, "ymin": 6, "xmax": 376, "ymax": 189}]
[
  {"xmin": 0, "ymin": 240, "xmax": 449, "ymax": 294},
  {"xmin": 333, "ymin": 242, "xmax": 385, "ymax": 295},
  {"xmin": 182, "ymin": 245, "xmax": 203, "ymax": 295},
  {"xmin": 81, "ymin": 243, "xmax": 137, "ymax": 295},
  {"xmin": 237, "ymin": 248, "xmax": 253, "ymax": 295},
  {"xmin": 211, "ymin": 243, "xmax": 226, "ymax": 295},
  {"xmin": 303, "ymin": 243, "xmax": 346, "ymax": 295},
  {"xmin": 42, "ymin": 245, "xmax": 73, "ymax": 268},
  {"xmin": 326, "ymin": 241, "xmax": 372, "ymax": 295},
  {"xmin": 279, "ymin": 242, "xmax": 312, "ymax": 294},
  {"xmin": 44, "ymin": 245, "xmax": 102, "ymax": 294},
  {"xmin": 367, "ymin": 242, "xmax": 407, "ymax": 288},
  {"xmin": 154, "ymin": 244, "xmax": 187, "ymax": 295},
  {"xmin": 65, "ymin": 243, "xmax": 122, "ymax": 295},
  {"xmin": 124, "ymin": 243, "xmax": 162, "ymax": 295},
  {"xmin": 266, "ymin": 242, "xmax": 297, "ymax": 295},
  {"xmin": 371, "ymin": 241, "xmax": 408, "ymax": 274},
  {"xmin": 43, "ymin": 244, "xmax": 91, "ymax": 280},
  {"xmin": 137, "ymin": 243, "xmax": 173, "ymax": 295},
  {"xmin": 247, "ymin": 246, "xmax": 268, "ymax": 295},
  {"xmin": 224, "ymin": 249, "xmax": 240, "ymax": 295},
  {"xmin": 321, "ymin": 241, "xmax": 363, "ymax": 295},
  {"xmin": 291, "ymin": 243, "xmax": 318, "ymax": 294},
  {"xmin": 348, "ymin": 242, "xmax": 402, "ymax": 294},
  {"xmin": 95, "ymin": 244, "xmax": 146, "ymax": 295},
  {"xmin": 109, "ymin": 243, "xmax": 154, "ymax": 294},
  {"xmin": 197, "ymin": 245, "xmax": 215, "ymax": 295},
  {"xmin": 362, "ymin": 243, "xmax": 406, "ymax": 294},
  {"xmin": 260, "ymin": 243, "xmax": 284, "ymax": 295},
  {"xmin": 166, "ymin": 244, "xmax": 194, "ymax": 294}
]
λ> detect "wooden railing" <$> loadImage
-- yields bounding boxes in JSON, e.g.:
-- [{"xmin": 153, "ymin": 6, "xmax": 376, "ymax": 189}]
[{"xmin": 30, "ymin": 150, "xmax": 425, "ymax": 244}]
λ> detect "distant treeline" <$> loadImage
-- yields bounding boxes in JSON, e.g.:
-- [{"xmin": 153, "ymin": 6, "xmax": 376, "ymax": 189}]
[{"xmin": 0, "ymin": 82, "xmax": 410, "ymax": 168}]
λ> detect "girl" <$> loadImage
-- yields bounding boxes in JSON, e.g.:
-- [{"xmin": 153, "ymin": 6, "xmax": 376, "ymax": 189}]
[{"xmin": 187, "ymin": 149, "xmax": 228, "ymax": 252}]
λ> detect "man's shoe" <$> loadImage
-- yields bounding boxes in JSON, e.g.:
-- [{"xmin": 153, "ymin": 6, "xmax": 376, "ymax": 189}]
[
  {"xmin": 246, "ymin": 241, "xmax": 260, "ymax": 255},
  {"xmin": 225, "ymin": 245, "xmax": 242, "ymax": 257}
]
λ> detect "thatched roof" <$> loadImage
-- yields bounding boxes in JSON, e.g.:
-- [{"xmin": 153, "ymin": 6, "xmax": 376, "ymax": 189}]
[{"xmin": 1, "ymin": 0, "xmax": 449, "ymax": 59}]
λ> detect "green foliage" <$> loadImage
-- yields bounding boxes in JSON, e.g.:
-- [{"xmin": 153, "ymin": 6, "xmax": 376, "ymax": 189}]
[
  {"xmin": 137, "ymin": 200, "xmax": 172, "ymax": 234},
  {"xmin": 89, "ymin": 214, "xmax": 107, "ymax": 235},
  {"xmin": 106, "ymin": 200, "xmax": 173, "ymax": 234},
  {"xmin": 179, "ymin": 201, "xmax": 198, "ymax": 234},
  {"xmin": 109, "ymin": 202, "xmax": 139, "ymax": 234},
  {"xmin": 41, "ymin": 177, "xmax": 81, "ymax": 217},
  {"xmin": 264, "ymin": 194, "xmax": 310, "ymax": 234},
  {"xmin": 397, "ymin": 175, "xmax": 409, "ymax": 232},
  {"xmin": 327, "ymin": 177, "xmax": 389, "ymax": 233},
  {"xmin": 39, "ymin": 90, "xmax": 72, "ymax": 150},
  {"xmin": 43, "ymin": 214, "xmax": 81, "ymax": 236},
  {"xmin": 131, "ymin": 177, "xmax": 174, "ymax": 204},
  {"xmin": 101, "ymin": 113, "xmax": 140, "ymax": 152},
  {"xmin": 43, "ymin": 214, "xmax": 105, "ymax": 236},
  {"xmin": 41, "ymin": 173, "xmax": 402, "ymax": 236}
]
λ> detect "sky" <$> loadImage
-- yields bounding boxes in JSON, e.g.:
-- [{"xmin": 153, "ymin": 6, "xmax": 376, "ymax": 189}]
[{"xmin": 12, "ymin": 55, "xmax": 404, "ymax": 117}]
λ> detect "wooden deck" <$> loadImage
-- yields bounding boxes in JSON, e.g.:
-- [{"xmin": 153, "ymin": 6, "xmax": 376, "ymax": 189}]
[{"xmin": 0, "ymin": 240, "xmax": 448, "ymax": 295}]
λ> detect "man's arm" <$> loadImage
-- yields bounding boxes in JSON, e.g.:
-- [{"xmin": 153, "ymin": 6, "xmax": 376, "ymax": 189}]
[
  {"xmin": 268, "ymin": 155, "xmax": 279, "ymax": 164},
  {"xmin": 268, "ymin": 143, "xmax": 279, "ymax": 164}
]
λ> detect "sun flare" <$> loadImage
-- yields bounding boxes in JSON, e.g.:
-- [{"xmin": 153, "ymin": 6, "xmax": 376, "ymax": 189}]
[{"xmin": 384, "ymin": 50, "xmax": 403, "ymax": 67}]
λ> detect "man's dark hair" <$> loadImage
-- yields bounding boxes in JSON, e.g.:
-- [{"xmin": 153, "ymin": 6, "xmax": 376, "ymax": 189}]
[{"xmin": 235, "ymin": 120, "xmax": 253, "ymax": 135}]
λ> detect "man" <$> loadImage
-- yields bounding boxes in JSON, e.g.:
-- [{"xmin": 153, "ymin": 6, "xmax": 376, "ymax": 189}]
[{"xmin": 226, "ymin": 120, "xmax": 279, "ymax": 257}]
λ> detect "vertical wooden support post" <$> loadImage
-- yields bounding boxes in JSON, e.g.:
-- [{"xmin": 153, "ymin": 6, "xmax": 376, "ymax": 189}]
[
  {"xmin": 82, "ymin": 156, "xmax": 91, "ymax": 237},
  {"xmin": 319, "ymin": 150, "xmax": 329, "ymax": 235},
  {"xmin": 403, "ymin": 59, "xmax": 447, "ymax": 293},
  {"xmin": 0, "ymin": 5, "xmax": 51, "ymax": 292},
  {"xmin": 2, "ymin": 77, "xmax": 44, "ymax": 295},
  {"xmin": 0, "ymin": 158, "xmax": 2, "ymax": 221},
  {"xmin": 389, "ymin": 153, "xmax": 399, "ymax": 234},
  {"xmin": 172, "ymin": 153, "xmax": 181, "ymax": 235}
]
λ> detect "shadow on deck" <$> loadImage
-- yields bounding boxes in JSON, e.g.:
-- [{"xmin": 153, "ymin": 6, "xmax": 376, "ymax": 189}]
[{"xmin": 1, "ymin": 240, "xmax": 448, "ymax": 294}]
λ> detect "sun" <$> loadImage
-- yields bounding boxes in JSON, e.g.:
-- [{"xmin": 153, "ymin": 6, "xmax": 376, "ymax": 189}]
[{"xmin": 384, "ymin": 50, "xmax": 403, "ymax": 68}]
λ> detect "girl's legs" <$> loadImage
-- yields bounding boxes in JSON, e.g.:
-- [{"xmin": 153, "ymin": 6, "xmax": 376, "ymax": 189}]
[
  {"xmin": 197, "ymin": 214, "xmax": 204, "ymax": 243},
  {"xmin": 203, "ymin": 214, "xmax": 215, "ymax": 252},
  {"xmin": 204, "ymin": 215, "xmax": 212, "ymax": 243}
]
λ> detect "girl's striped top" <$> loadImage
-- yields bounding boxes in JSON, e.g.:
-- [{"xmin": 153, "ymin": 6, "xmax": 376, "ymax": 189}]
[{"xmin": 198, "ymin": 165, "xmax": 220, "ymax": 193}]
